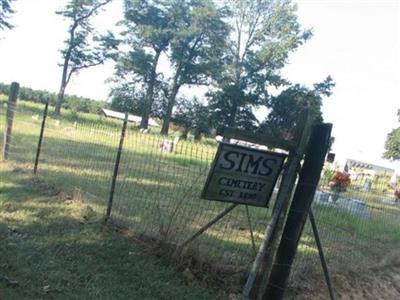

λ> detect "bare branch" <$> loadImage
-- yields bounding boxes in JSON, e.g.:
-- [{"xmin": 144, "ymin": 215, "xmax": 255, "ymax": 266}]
[
  {"xmin": 241, "ymin": 7, "xmax": 262, "ymax": 62},
  {"xmin": 75, "ymin": 0, "xmax": 112, "ymax": 24},
  {"xmin": 72, "ymin": 60, "xmax": 105, "ymax": 74}
]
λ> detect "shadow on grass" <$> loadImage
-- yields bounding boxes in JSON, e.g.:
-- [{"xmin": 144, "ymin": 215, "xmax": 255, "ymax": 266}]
[{"xmin": 0, "ymin": 168, "xmax": 226, "ymax": 300}]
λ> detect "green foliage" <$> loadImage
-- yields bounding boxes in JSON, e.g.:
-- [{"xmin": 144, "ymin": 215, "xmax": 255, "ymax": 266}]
[
  {"xmin": 55, "ymin": 0, "xmax": 118, "ymax": 113},
  {"xmin": 208, "ymin": 0, "xmax": 312, "ymax": 128},
  {"xmin": 110, "ymin": 83, "xmax": 144, "ymax": 114},
  {"xmin": 112, "ymin": 0, "xmax": 328, "ymax": 137},
  {"xmin": 0, "ymin": 0, "xmax": 13, "ymax": 30},
  {"xmin": 259, "ymin": 76, "xmax": 335, "ymax": 140},
  {"xmin": 123, "ymin": 0, "xmax": 173, "ymax": 51},
  {"xmin": 173, "ymin": 97, "xmax": 211, "ymax": 140},
  {"xmin": 383, "ymin": 109, "xmax": 400, "ymax": 161},
  {"xmin": 109, "ymin": 81, "xmax": 167, "ymax": 118},
  {"xmin": 57, "ymin": 0, "xmax": 118, "ymax": 73},
  {"xmin": 99, "ymin": 0, "xmax": 338, "ymax": 141},
  {"xmin": 111, "ymin": 0, "xmax": 174, "ymax": 128},
  {"xmin": 321, "ymin": 168, "xmax": 335, "ymax": 185},
  {"xmin": 160, "ymin": 0, "xmax": 229, "ymax": 134},
  {"xmin": 167, "ymin": 0, "xmax": 229, "ymax": 87},
  {"xmin": 64, "ymin": 96, "xmax": 106, "ymax": 114},
  {"xmin": 0, "ymin": 82, "xmax": 107, "ymax": 113},
  {"xmin": 207, "ymin": 85, "xmax": 259, "ymax": 131},
  {"xmin": 113, "ymin": 0, "xmax": 229, "ymax": 133}
]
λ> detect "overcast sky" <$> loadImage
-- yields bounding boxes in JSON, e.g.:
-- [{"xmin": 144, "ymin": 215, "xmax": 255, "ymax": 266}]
[{"xmin": 0, "ymin": 0, "xmax": 399, "ymax": 171}]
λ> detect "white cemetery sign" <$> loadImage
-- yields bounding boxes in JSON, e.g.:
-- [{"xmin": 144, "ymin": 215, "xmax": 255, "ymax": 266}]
[{"xmin": 202, "ymin": 143, "xmax": 286, "ymax": 207}]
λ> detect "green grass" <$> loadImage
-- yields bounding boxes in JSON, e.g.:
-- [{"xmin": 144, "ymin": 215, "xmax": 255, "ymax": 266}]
[
  {"xmin": 0, "ymin": 164, "xmax": 226, "ymax": 299},
  {"xmin": 1, "ymin": 99, "xmax": 400, "ymax": 281}
]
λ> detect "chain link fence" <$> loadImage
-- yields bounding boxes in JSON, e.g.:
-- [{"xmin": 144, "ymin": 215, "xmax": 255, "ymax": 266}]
[{"xmin": 1, "ymin": 98, "xmax": 399, "ymax": 298}]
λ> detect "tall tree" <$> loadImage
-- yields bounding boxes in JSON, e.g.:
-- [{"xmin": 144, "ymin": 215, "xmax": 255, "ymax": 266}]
[
  {"xmin": 160, "ymin": 0, "xmax": 229, "ymax": 135},
  {"xmin": 0, "ymin": 0, "xmax": 14, "ymax": 30},
  {"xmin": 208, "ymin": 85, "xmax": 259, "ymax": 131},
  {"xmin": 114, "ymin": 0, "xmax": 173, "ymax": 129},
  {"xmin": 259, "ymin": 76, "xmax": 334, "ymax": 139},
  {"xmin": 209, "ymin": 0, "xmax": 311, "ymax": 129},
  {"xmin": 173, "ymin": 96, "xmax": 211, "ymax": 140},
  {"xmin": 383, "ymin": 109, "xmax": 400, "ymax": 161},
  {"xmin": 109, "ymin": 82, "xmax": 146, "ymax": 115},
  {"xmin": 109, "ymin": 80, "xmax": 167, "ymax": 118},
  {"xmin": 55, "ymin": 0, "xmax": 118, "ymax": 114}
]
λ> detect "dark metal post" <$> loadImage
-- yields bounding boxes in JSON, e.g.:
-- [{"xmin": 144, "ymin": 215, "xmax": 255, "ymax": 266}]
[
  {"xmin": 243, "ymin": 110, "xmax": 310, "ymax": 299},
  {"xmin": 309, "ymin": 209, "xmax": 336, "ymax": 300},
  {"xmin": 261, "ymin": 123, "xmax": 332, "ymax": 300},
  {"xmin": 2, "ymin": 82, "xmax": 19, "ymax": 160},
  {"xmin": 33, "ymin": 100, "xmax": 49, "ymax": 175},
  {"xmin": 105, "ymin": 113, "xmax": 128, "ymax": 221},
  {"xmin": 245, "ymin": 206, "xmax": 257, "ymax": 255}
]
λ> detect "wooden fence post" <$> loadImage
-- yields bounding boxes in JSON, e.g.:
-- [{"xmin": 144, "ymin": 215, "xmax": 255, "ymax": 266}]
[
  {"xmin": 2, "ymin": 82, "xmax": 20, "ymax": 161},
  {"xmin": 243, "ymin": 152, "xmax": 301, "ymax": 299},
  {"xmin": 261, "ymin": 123, "xmax": 332, "ymax": 300},
  {"xmin": 243, "ymin": 110, "xmax": 310, "ymax": 299}
]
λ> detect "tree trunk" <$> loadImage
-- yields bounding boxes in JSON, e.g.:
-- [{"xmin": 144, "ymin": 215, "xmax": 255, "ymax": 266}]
[
  {"xmin": 161, "ymin": 72, "xmax": 181, "ymax": 135},
  {"xmin": 55, "ymin": 55, "xmax": 70, "ymax": 114},
  {"xmin": 222, "ymin": 101, "xmax": 238, "ymax": 143},
  {"xmin": 140, "ymin": 49, "xmax": 161, "ymax": 129},
  {"xmin": 180, "ymin": 128, "xmax": 189, "ymax": 140},
  {"xmin": 55, "ymin": 22, "xmax": 77, "ymax": 115},
  {"xmin": 55, "ymin": 48, "xmax": 72, "ymax": 115},
  {"xmin": 227, "ymin": 103, "xmax": 238, "ymax": 128},
  {"xmin": 55, "ymin": 84, "xmax": 66, "ymax": 114},
  {"xmin": 194, "ymin": 128, "xmax": 202, "ymax": 141}
]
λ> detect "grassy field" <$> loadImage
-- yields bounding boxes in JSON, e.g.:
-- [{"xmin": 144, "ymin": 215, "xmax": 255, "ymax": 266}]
[
  {"xmin": 0, "ymin": 163, "xmax": 226, "ymax": 299},
  {"xmin": 1, "ymin": 98, "xmax": 400, "ymax": 290}
]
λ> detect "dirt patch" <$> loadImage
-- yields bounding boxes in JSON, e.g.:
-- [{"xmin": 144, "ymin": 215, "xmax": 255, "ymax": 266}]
[
  {"xmin": 287, "ymin": 253, "xmax": 400, "ymax": 299},
  {"xmin": 110, "ymin": 219, "xmax": 400, "ymax": 299},
  {"xmin": 23, "ymin": 176, "xmax": 63, "ymax": 197}
]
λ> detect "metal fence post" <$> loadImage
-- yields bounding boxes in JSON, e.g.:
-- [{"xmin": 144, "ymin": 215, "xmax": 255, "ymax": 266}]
[
  {"xmin": 309, "ymin": 209, "xmax": 336, "ymax": 300},
  {"xmin": 33, "ymin": 100, "xmax": 49, "ymax": 175},
  {"xmin": 105, "ymin": 113, "xmax": 129, "ymax": 221},
  {"xmin": 2, "ymin": 82, "xmax": 20, "ymax": 161},
  {"xmin": 261, "ymin": 123, "xmax": 332, "ymax": 300}
]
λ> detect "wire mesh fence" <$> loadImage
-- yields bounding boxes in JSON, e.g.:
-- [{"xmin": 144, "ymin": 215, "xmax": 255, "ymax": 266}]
[
  {"xmin": 287, "ymin": 168, "xmax": 400, "ymax": 298},
  {"xmin": 1, "ymin": 98, "xmax": 399, "ymax": 298},
  {"xmin": 38, "ymin": 115, "xmax": 121, "ymax": 212},
  {"xmin": 111, "ymin": 129, "xmax": 276, "ymax": 268},
  {"xmin": 0, "ymin": 100, "xmax": 5, "ymax": 149},
  {"xmin": 1, "ymin": 98, "xmax": 41, "ymax": 165}
]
